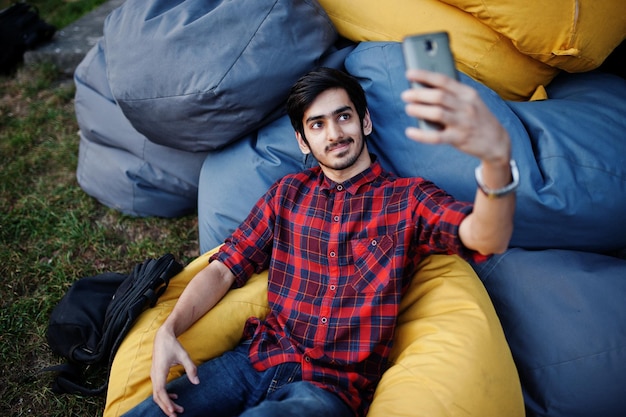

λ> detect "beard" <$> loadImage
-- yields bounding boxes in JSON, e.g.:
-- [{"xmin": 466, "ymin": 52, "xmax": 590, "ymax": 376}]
[{"xmin": 312, "ymin": 132, "xmax": 367, "ymax": 172}]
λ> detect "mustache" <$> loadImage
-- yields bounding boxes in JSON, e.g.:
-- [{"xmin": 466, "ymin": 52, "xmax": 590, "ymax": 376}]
[{"xmin": 325, "ymin": 138, "xmax": 354, "ymax": 153}]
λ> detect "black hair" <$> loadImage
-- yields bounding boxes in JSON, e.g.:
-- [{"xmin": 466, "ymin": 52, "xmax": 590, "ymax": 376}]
[{"xmin": 286, "ymin": 67, "xmax": 368, "ymax": 141}]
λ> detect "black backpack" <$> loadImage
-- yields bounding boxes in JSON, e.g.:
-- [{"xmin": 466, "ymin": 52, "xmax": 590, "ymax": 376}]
[
  {"xmin": 45, "ymin": 253, "xmax": 183, "ymax": 396},
  {"xmin": 0, "ymin": 2, "xmax": 56, "ymax": 75}
]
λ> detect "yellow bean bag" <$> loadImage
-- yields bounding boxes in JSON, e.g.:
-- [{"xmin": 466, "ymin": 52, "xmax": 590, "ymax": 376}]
[
  {"xmin": 104, "ymin": 249, "xmax": 524, "ymax": 417},
  {"xmin": 317, "ymin": 0, "xmax": 625, "ymax": 101},
  {"xmin": 439, "ymin": 0, "xmax": 626, "ymax": 72},
  {"xmin": 317, "ymin": 0, "xmax": 556, "ymax": 101}
]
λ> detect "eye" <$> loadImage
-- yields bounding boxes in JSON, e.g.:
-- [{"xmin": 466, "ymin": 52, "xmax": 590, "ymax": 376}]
[
  {"xmin": 311, "ymin": 121, "xmax": 323, "ymax": 130},
  {"xmin": 338, "ymin": 113, "xmax": 350, "ymax": 122}
]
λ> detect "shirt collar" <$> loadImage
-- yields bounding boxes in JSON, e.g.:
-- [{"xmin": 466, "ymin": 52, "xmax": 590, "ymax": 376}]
[{"xmin": 319, "ymin": 155, "xmax": 383, "ymax": 195}]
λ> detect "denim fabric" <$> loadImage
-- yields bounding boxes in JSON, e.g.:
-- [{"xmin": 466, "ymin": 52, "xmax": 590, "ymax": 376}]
[{"xmin": 122, "ymin": 341, "xmax": 353, "ymax": 417}]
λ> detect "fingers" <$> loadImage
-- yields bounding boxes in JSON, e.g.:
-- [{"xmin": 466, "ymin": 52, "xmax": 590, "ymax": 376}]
[
  {"xmin": 152, "ymin": 387, "xmax": 183, "ymax": 417},
  {"xmin": 402, "ymin": 69, "xmax": 510, "ymax": 161},
  {"xmin": 150, "ymin": 367, "xmax": 178, "ymax": 417},
  {"xmin": 149, "ymin": 329, "xmax": 198, "ymax": 416},
  {"xmin": 405, "ymin": 69, "xmax": 452, "ymax": 88},
  {"xmin": 404, "ymin": 126, "xmax": 445, "ymax": 145},
  {"xmin": 401, "ymin": 70, "xmax": 460, "ymax": 132},
  {"xmin": 151, "ymin": 367, "xmax": 195, "ymax": 417}
]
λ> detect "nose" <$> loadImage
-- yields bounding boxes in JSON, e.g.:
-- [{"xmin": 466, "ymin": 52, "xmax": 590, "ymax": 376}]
[{"xmin": 327, "ymin": 120, "xmax": 344, "ymax": 141}]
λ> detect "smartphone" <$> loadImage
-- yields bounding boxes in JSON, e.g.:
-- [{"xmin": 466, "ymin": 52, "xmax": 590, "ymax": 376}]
[{"xmin": 402, "ymin": 31, "xmax": 457, "ymax": 130}]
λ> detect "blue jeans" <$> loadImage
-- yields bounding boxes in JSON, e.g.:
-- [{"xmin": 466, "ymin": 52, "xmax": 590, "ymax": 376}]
[{"xmin": 122, "ymin": 341, "xmax": 354, "ymax": 417}]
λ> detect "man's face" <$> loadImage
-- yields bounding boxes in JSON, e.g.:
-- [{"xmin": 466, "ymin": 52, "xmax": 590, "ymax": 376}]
[{"xmin": 296, "ymin": 88, "xmax": 372, "ymax": 180}]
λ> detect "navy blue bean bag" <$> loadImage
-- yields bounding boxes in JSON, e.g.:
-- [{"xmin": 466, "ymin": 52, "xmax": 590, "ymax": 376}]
[
  {"xmin": 199, "ymin": 42, "xmax": 626, "ymax": 254},
  {"xmin": 344, "ymin": 42, "xmax": 626, "ymax": 253},
  {"xmin": 472, "ymin": 249, "xmax": 626, "ymax": 417}
]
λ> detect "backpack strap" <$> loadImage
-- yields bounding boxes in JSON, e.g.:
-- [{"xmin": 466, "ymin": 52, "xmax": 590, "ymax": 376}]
[
  {"xmin": 46, "ymin": 254, "xmax": 183, "ymax": 396},
  {"xmin": 102, "ymin": 253, "xmax": 183, "ymax": 361},
  {"xmin": 43, "ymin": 363, "xmax": 107, "ymax": 396}
]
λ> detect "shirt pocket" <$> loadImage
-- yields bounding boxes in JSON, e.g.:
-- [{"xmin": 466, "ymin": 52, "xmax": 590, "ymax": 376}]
[{"xmin": 350, "ymin": 235, "xmax": 395, "ymax": 293}]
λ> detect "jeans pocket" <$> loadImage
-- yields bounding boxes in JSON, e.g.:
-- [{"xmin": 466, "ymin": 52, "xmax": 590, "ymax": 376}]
[{"xmin": 267, "ymin": 362, "xmax": 302, "ymax": 395}]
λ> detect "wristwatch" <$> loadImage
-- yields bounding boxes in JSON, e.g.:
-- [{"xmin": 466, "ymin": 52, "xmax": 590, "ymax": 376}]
[{"xmin": 474, "ymin": 160, "xmax": 519, "ymax": 199}]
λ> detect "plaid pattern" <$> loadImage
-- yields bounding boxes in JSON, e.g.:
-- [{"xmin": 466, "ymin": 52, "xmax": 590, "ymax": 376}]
[{"xmin": 211, "ymin": 161, "xmax": 486, "ymax": 416}]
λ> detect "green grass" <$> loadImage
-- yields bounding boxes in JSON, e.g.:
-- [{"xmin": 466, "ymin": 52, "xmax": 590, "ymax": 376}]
[
  {"xmin": 0, "ymin": 2, "xmax": 200, "ymax": 415},
  {"xmin": 1, "ymin": 0, "xmax": 108, "ymax": 29}
]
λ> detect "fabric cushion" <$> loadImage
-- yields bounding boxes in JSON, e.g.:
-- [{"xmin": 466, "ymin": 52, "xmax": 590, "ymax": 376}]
[
  {"xmin": 316, "ymin": 0, "xmax": 558, "ymax": 101},
  {"xmin": 196, "ymin": 43, "xmax": 355, "ymax": 252},
  {"xmin": 75, "ymin": 40, "xmax": 206, "ymax": 217},
  {"xmin": 439, "ymin": 0, "xmax": 626, "ymax": 72},
  {"xmin": 104, "ymin": 251, "xmax": 523, "ymax": 417},
  {"xmin": 473, "ymin": 249, "xmax": 626, "ymax": 417},
  {"xmin": 369, "ymin": 255, "xmax": 523, "ymax": 417},
  {"xmin": 103, "ymin": 0, "xmax": 338, "ymax": 152},
  {"xmin": 198, "ymin": 115, "xmax": 310, "ymax": 252},
  {"xmin": 343, "ymin": 42, "xmax": 626, "ymax": 252}
]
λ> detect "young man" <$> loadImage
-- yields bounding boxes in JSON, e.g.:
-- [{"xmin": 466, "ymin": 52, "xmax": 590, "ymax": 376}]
[{"xmin": 123, "ymin": 67, "xmax": 517, "ymax": 417}]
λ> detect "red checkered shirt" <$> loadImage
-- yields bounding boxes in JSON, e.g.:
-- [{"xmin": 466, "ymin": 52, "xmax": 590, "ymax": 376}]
[{"xmin": 210, "ymin": 160, "xmax": 487, "ymax": 416}]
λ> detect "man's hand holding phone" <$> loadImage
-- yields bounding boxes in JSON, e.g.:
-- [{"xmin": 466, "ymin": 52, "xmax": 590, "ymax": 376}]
[{"xmin": 401, "ymin": 32, "xmax": 510, "ymax": 164}]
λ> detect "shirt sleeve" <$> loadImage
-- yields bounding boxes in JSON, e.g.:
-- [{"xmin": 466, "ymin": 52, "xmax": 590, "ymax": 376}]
[
  {"xmin": 209, "ymin": 181, "xmax": 279, "ymax": 288},
  {"xmin": 413, "ymin": 179, "xmax": 490, "ymax": 264}
]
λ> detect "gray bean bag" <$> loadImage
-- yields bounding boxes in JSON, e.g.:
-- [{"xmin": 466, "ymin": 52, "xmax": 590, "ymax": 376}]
[
  {"xmin": 103, "ymin": 0, "xmax": 338, "ymax": 152},
  {"xmin": 75, "ymin": 39, "xmax": 206, "ymax": 217},
  {"xmin": 75, "ymin": 0, "xmax": 338, "ymax": 216}
]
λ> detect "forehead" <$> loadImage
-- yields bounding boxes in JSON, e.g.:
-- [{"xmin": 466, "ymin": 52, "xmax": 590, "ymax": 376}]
[{"xmin": 304, "ymin": 88, "xmax": 354, "ymax": 120}]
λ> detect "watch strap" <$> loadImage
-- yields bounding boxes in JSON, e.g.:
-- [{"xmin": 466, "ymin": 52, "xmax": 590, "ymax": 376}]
[{"xmin": 474, "ymin": 160, "xmax": 519, "ymax": 199}]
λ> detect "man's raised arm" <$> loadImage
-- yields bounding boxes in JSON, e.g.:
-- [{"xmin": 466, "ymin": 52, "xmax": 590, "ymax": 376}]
[{"xmin": 402, "ymin": 69, "xmax": 516, "ymax": 255}]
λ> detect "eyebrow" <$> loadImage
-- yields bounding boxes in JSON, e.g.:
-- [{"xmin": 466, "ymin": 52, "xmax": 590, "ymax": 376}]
[{"xmin": 305, "ymin": 105, "xmax": 353, "ymax": 124}]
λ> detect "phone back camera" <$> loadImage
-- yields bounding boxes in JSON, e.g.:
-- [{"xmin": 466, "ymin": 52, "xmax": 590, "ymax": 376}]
[{"xmin": 425, "ymin": 39, "xmax": 438, "ymax": 56}]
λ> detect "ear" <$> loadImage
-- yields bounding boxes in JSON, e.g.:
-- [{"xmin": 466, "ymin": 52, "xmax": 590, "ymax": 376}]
[
  {"xmin": 295, "ymin": 131, "xmax": 311, "ymax": 154},
  {"xmin": 363, "ymin": 110, "xmax": 373, "ymax": 136}
]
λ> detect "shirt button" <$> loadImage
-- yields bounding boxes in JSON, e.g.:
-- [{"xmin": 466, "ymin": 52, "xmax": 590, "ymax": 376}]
[
  {"xmin": 330, "ymin": 285, "xmax": 336, "ymax": 291},
  {"xmin": 329, "ymin": 251, "xmax": 336, "ymax": 257},
  {"xmin": 321, "ymin": 317, "xmax": 328, "ymax": 324},
  {"xmin": 304, "ymin": 356, "xmax": 311, "ymax": 363},
  {"xmin": 336, "ymin": 185, "xmax": 343, "ymax": 191},
  {"xmin": 333, "ymin": 215, "xmax": 340, "ymax": 222},
  {"xmin": 371, "ymin": 239, "xmax": 378, "ymax": 246}
]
